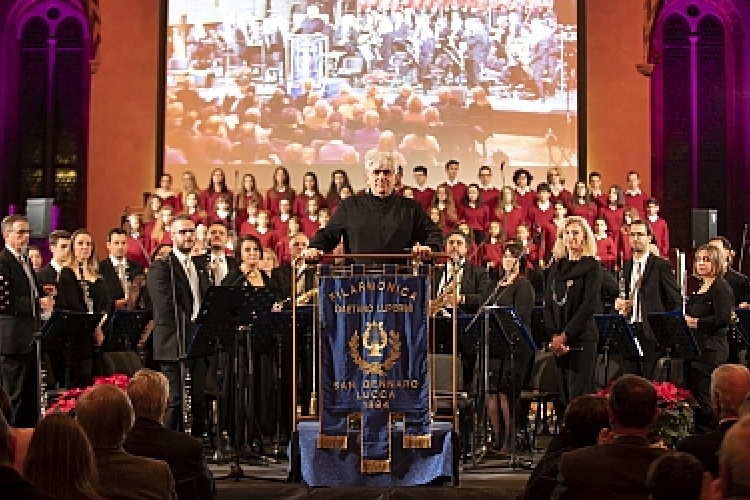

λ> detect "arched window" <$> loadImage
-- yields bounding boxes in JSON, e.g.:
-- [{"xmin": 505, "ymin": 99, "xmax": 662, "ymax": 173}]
[{"xmin": 1, "ymin": 1, "xmax": 91, "ymax": 230}]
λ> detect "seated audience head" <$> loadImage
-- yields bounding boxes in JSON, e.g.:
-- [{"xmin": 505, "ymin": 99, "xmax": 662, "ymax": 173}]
[
  {"xmin": 608, "ymin": 375, "xmax": 659, "ymax": 433},
  {"xmin": 127, "ymin": 369, "xmax": 169, "ymax": 424},
  {"xmin": 23, "ymin": 413, "xmax": 100, "ymax": 500},
  {"xmin": 719, "ymin": 415, "xmax": 750, "ymax": 497},
  {"xmin": 559, "ymin": 395, "xmax": 609, "ymax": 446},
  {"xmin": 711, "ymin": 364, "xmax": 750, "ymax": 420},
  {"xmin": 646, "ymin": 452, "xmax": 703, "ymax": 500},
  {"xmin": 76, "ymin": 385, "xmax": 134, "ymax": 449}
]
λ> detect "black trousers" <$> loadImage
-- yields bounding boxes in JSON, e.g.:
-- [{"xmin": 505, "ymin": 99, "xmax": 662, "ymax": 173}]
[
  {"xmin": 161, "ymin": 358, "xmax": 209, "ymax": 438},
  {"xmin": 688, "ymin": 344, "xmax": 729, "ymax": 433},
  {"xmin": 556, "ymin": 340, "xmax": 597, "ymax": 407},
  {"xmin": 622, "ymin": 323, "xmax": 660, "ymax": 380},
  {"xmin": 1, "ymin": 351, "xmax": 39, "ymax": 427}
]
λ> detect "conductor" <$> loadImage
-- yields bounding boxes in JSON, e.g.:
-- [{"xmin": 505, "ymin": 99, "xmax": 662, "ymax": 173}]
[{"xmin": 304, "ymin": 152, "xmax": 444, "ymax": 261}]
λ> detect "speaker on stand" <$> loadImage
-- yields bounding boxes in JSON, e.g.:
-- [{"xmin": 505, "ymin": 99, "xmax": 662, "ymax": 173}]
[{"xmin": 691, "ymin": 209, "xmax": 717, "ymax": 249}]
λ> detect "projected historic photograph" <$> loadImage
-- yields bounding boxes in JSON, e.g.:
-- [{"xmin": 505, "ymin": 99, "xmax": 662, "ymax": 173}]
[{"xmin": 164, "ymin": 0, "xmax": 578, "ymax": 176}]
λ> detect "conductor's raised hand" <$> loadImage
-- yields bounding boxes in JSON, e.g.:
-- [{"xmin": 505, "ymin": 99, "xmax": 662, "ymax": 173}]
[
  {"xmin": 301, "ymin": 247, "xmax": 324, "ymax": 262},
  {"xmin": 411, "ymin": 243, "xmax": 432, "ymax": 261}
]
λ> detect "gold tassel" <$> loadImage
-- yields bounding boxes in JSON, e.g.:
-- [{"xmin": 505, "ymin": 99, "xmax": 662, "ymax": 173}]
[
  {"xmin": 403, "ymin": 434, "xmax": 432, "ymax": 449},
  {"xmin": 361, "ymin": 459, "xmax": 391, "ymax": 474},
  {"xmin": 317, "ymin": 434, "xmax": 347, "ymax": 449}
]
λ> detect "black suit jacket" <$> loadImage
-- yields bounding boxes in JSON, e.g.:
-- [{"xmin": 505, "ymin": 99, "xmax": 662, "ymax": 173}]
[
  {"xmin": 724, "ymin": 267, "xmax": 750, "ymax": 305},
  {"xmin": 623, "ymin": 254, "xmax": 682, "ymax": 342},
  {"xmin": 99, "ymin": 258, "xmax": 145, "ymax": 302},
  {"xmin": 124, "ymin": 418, "xmax": 215, "ymax": 500},
  {"xmin": 551, "ymin": 435, "xmax": 667, "ymax": 500},
  {"xmin": 193, "ymin": 254, "xmax": 238, "ymax": 286},
  {"xmin": 0, "ymin": 248, "xmax": 44, "ymax": 355},
  {"xmin": 94, "ymin": 447, "xmax": 176, "ymax": 500},
  {"xmin": 146, "ymin": 252, "xmax": 211, "ymax": 362},
  {"xmin": 0, "ymin": 465, "xmax": 55, "ymax": 499},
  {"xmin": 269, "ymin": 264, "xmax": 316, "ymax": 305},
  {"xmin": 35, "ymin": 264, "xmax": 58, "ymax": 287},
  {"xmin": 433, "ymin": 261, "xmax": 491, "ymax": 313},
  {"xmin": 676, "ymin": 418, "xmax": 736, "ymax": 478}
]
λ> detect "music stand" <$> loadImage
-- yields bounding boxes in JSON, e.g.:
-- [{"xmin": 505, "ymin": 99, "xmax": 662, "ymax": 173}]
[
  {"xmin": 104, "ymin": 310, "xmax": 151, "ymax": 352},
  {"xmin": 194, "ymin": 285, "xmax": 275, "ymax": 481},
  {"xmin": 647, "ymin": 311, "xmax": 701, "ymax": 381},
  {"xmin": 734, "ymin": 308, "xmax": 750, "ymax": 344},
  {"xmin": 41, "ymin": 311, "xmax": 106, "ymax": 388},
  {"xmin": 594, "ymin": 314, "xmax": 643, "ymax": 386}
]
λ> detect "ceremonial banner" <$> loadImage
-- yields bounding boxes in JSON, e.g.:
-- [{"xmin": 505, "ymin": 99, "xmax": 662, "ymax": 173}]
[{"xmin": 318, "ymin": 265, "xmax": 431, "ymax": 473}]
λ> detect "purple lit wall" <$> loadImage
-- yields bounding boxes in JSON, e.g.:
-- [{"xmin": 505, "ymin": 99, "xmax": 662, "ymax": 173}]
[{"xmin": 651, "ymin": 0, "xmax": 750, "ymax": 252}]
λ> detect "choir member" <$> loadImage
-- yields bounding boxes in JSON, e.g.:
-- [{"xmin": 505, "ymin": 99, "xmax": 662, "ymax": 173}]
[
  {"xmin": 239, "ymin": 198, "xmax": 261, "ymax": 232},
  {"xmin": 456, "ymin": 222, "xmax": 481, "ymax": 266},
  {"xmin": 260, "ymin": 247, "xmax": 279, "ymax": 274},
  {"xmin": 236, "ymin": 173, "xmax": 264, "ymax": 224},
  {"xmin": 325, "ymin": 169, "xmax": 352, "ymax": 212},
  {"xmin": 481, "ymin": 220, "xmax": 505, "ymax": 279},
  {"xmin": 155, "ymin": 173, "xmax": 182, "ymax": 212},
  {"xmin": 544, "ymin": 217, "xmax": 601, "ymax": 408},
  {"xmin": 55, "ymin": 229, "xmax": 111, "ymax": 388},
  {"xmin": 271, "ymin": 198, "xmax": 294, "ymax": 237},
  {"xmin": 494, "ymin": 187, "xmax": 526, "ymax": 240},
  {"xmin": 684, "ymin": 244, "xmax": 733, "ymax": 431},
  {"xmin": 178, "ymin": 170, "xmax": 200, "ymax": 210},
  {"xmin": 300, "ymin": 197, "xmax": 321, "ymax": 239},
  {"xmin": 207, "ymin": 193, "xmax": 233, "ymax": 229},
  {"xmin": 541, "ymin": 200, "xmax": 568, "ymax": 262},
  {"xmin": 624, "ymin": 171, "xmax": 649, "ymax": 218},
  {"xmin": 266, "ymin": 166, "xmax": 296, "ymax": 216},
  {"xmin": 182, "ymin": 190, "xmax": 207, "ymax": 227},
  {"xmin": 124, "ymin": 214, "xmax": 149, "ymax": 270},
  {"xmin": 569, "ymin": 181, "xmax": 597, "ymax": 227},
  {"xmin": 412, "ymin": 166, "xmax": 435, "ymax": 211},
  {"xmin": 546, "ymin": 167, "xmax": 572, "ymax": 208},
  {"xmin": 444, "ymin": 159, "xmax": 467, "ymax": 210},
  {"xmin": 600, "ymin": 185, "xmax": 625, "ymax": 238},
  {"xmin": 618, "ymin": 207, "xmax": 640, "ymax": 263},
  {"xmin": 276, "ymin": 216, "xmax": 302, "ymax": 265},
  {"xmin": 487, "ymin": 242, "xmax": 535, "ymax": 453},
  {"xmin": 142, "ymin": 195, "xmax": 163, "ymax": 239},
  {"xmin": 431, "ymin": 184, "xmax": 460, "ymax": 231},
  {"xmin": 512, "ymin": 168, "xmax": 536, "ymax": 215},
  {"xmin": 201, "ymin": 167, "xmax": 233, "ymax": 214},
  {"xmin": 318, "ymin": 208, "xmax": 331, "ymax": 230},
  {"xmin": 516, "ymin": 223, "xmax": 539, "ymax": 270},
  {"xmin": 461, "ymin": 184, "xmax": 489, "ymax": 245},
  {"xmin": 478, "ymin": 165, "xmax": 500, "ymax": 210},
  {"xmin": 147, "ymin": 206, "xmax": 174, "ymax": 256},
  {"xmin": 528, "ymin": 183, "xmax": 554, "ymax": 238},
  {"xmin": 294, "ymin": 172, "xmax": 326, "ymax": 216},
  {"xmin": 428, "ymin": 206, "xmax": 449, "ymax": 236},
  {"xmin": 588, "ymin": 171, "xmax": 607, "ymax": 210},
  {"xmin": 593, "ymin": 217, "xmax": 617, "ymax": 271},
  {"xmin": 645, "ymin": 198, "xmax": 669, "ymax": 257}
]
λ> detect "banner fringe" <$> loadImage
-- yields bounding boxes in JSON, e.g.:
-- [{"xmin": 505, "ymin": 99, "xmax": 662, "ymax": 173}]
[
  {"xmin": 403, "ymin": 434, "xmax": 432, "ymax": 449},
  {"xmin": 317, "ymin": 434, "xmax": 347, "ymax": 449},
  {"xmin": 361, "ymin": 459, "xmax": 391, "ymax": 474}
]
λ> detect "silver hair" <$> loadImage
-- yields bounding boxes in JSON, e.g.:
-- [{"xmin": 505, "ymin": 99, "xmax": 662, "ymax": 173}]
[{"xmin": 364, "ymin": 151, "xmax": 395, "ymax": 172}]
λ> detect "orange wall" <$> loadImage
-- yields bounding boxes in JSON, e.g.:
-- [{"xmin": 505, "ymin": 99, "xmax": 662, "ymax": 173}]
[
  {"xmin": 87, "ymin": 0, "xmax": 653, "ymax": 236},
  {"xmin": 586, "ymin": 0, "xmax": 652, "ymax": 193},
  {"xmin": 87, "ymin": 0, "xmax": 160, "ymax": 247}
]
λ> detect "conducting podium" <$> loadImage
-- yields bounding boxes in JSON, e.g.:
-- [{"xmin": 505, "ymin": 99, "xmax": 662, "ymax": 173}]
[{"xmin": 288, "ymin": 254, "xmax": 458, "ymax": 487}]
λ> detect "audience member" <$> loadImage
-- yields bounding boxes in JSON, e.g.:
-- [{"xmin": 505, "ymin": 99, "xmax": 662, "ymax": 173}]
[
  {"xmin": 0, "ymin": 409, "xmax": 53, "ymax": 499},
  {"xmin": 123, "ymin": 369, "xmax": 215, "ymax": 500},
  {"xmin": 645, "ymin": 452, "xmax": 703, "ymax": 500},
  {"xmin": 677, "ymin": 364, "xmax": 750, "ymax": 478},
  {"xmin": 0, "ymin": 386, "xmax": 33, "ymax": 473},
  {"xmin": 23, "ymin": 413, "xmax": 102, "ymax": 500},
  {"xmin": 551, "ymin": 374, "xmax": 666, "ymax": 500},
  {"xmin": 716, "ymin": 415, "xmax": 750, "ymax": 500},
  {"xmin": 76, "ymin": 384, "xmax": 176, "ymax": 500}
]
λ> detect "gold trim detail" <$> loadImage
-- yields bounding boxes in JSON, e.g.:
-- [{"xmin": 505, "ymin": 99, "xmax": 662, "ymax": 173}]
[
  {"xmin": 317, "ymin": 434, "xmax": 347, "ymax": 449},
  {"xmin": 403, "ymin": 434, "xmax": 432, "ymax": 449},
  {"xmin": 361, "ymin": 459, "xmax": 391, "ymax": 474},
  {"xmin": 349, "ymin": 329, "xmax": 401, "ymax": 376}
]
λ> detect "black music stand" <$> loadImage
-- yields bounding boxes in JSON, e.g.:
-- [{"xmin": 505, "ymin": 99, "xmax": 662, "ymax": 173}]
[
  {"xmin": 647, "ymin": 311, "xmax": 701, "ymax": 381},
  {"xmin": 194, "ymin": 285, "xmax": 275, "ymax": 480},
  {"xmin": 105, "ymin": 310, "xmax": 151, "ymax": 352},
  {"xmin": 594, "ymin": 314, "xmax": 643, "ymax": 386},
  {"xmin": 41, "ymin": 311, "xmax": 105, "ymax": 388},
  {"xmin": 734, "ymin": 308, "xmax": 750, "ymax": 344}
]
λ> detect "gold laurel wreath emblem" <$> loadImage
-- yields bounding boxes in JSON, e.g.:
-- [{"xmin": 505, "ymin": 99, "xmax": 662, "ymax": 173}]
[{"xmin": 349, "ymin": 329, "xmax": 402, "ymax": 376}]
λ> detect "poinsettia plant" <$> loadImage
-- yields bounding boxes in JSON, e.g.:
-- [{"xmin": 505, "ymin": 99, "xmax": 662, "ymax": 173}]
[
  {"xmin": 597, "ymin": 380, "xmax": 697, "ymax": 448},
  {"xmin": 46, "ymin": 374, "xmax": 130, "ymax": 415}
]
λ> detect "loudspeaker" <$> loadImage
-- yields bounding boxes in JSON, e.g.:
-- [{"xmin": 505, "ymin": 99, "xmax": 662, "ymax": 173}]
[
  {"xmin": 691, "ymin": 208, "xmax": 718, "ymax": 248},
  {"xmin": 26, "ymin": 198, "xmax": 54, "ymax": 239}
]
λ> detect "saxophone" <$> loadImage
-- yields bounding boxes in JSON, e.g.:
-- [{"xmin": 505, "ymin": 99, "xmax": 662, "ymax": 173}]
[
  {"xmin": 429, "ymin": 276, "xmax": 459, "ymax": 316},
  {"xmin": 296, "ymin": 287, "xmax": 318, "ymax": 305}
]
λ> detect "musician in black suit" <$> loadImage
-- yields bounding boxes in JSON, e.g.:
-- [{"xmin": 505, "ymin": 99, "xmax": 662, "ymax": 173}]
[
  {"xmin": 433, "ymin": 230, "xmax": 492, "ymax": 392},
  {"xmin": 269, "ymin": 233, "xmax": 316, "ymax": 306},
  {"xmin": 544, "ymin": 216, "xmax": 602, "ymax": 408},
  {"xmin": 551, "ymin": 375, "xmax": 667, "ymax": 500},
  {"xmin": 197, "ymin": 222, "xmax": 237, "ymax": 287},
  {"xmin": 0, "ymin": 216, "xmax": 53, "ymax": 427},
  {"xmin": 615, "ymin": 220, "xmax": 682, "ymax": 379},
  {"xmin": 709, "ymin": 236, "xmax": 750, "ymax": 364},
  {"xmin": 35, "ymin": 229, "xmax": 70, "ymax": 288},
  {"xmin": 676, "ymin": 364, "xmax": 750, "ymax": 478},
  {"xmin": 99, "ymin": 228, "xmax": 145, "ymax": 310},
  {"xmin": 146, "ymin": 215, "xmax": 211, "ymax": 437}
]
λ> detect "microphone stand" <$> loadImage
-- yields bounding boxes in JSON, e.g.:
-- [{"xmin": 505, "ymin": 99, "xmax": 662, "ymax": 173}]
[
  {"xmin": 24, "ymin": 250, "xmax": 45, "ymax": 422},
  {"xmin": 167, "ymin": 253, "xmax": 191, "ymax": 436}
]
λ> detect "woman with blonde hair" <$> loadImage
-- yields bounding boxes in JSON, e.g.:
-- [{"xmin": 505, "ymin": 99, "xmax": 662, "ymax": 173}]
[
  {"xmin": 23, "ymin": 413, "xmax": 102, "ymax": 500},
  {"xmin": 543, "ymin": 216, "xmax": 601, "ymax": 408}
]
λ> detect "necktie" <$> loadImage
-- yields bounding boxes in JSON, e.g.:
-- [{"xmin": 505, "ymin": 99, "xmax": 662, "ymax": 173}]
[
  {"xmin": 118, "ymin": 262, "xmax": 129, "ymax": 299},
  {"xmin": 296, "ymin": 267, "xmax": 307, "ymax": 296},
  {"xmin": 212, "ymin": 256, "xmax": 226, "ymax": 286},
  {"xmin": 183, "ymin": 258, "xmax": 201, "ymax": 321},
  {"xmin": 631, "ymin": 262, "xmax": 643, "ymax": 323}
]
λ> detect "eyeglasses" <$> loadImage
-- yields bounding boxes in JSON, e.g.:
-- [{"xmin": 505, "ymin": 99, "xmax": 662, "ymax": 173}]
[
  {"xmin": 629, "ymin": 232, "xmax": 649, "ymax": 238},
  {"xmin": 176, "ymin": 229, "xmax": 195, "ymax": 235},
  {"xmin": 12, "ymin": 229, "xmax": 31, "ymax": 235},
  {"xmin": 371, "ymin": 169, "xmax": 394, "ymax": 176}
]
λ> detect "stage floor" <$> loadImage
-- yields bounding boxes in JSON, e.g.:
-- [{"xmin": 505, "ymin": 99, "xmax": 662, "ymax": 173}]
[{"xmin": 212, "ymin": 455, "xmax": 533, "ymax": 500}]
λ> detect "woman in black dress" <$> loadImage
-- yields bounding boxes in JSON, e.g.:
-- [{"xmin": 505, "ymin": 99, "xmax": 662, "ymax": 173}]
[
  {"xmin": 543, "ymin": 216, "xmax": 601, "ymax": 408},
  {"xmin": 487, "ymin": 241, "xmax": 535, "ymax": 452},
  {"xmin": 55, "ymin": 229, "xmax": 112, "ymax": 388},
  {"xmin": 684, "ymin": 244, "xmax": 733, "ymax": 430}
]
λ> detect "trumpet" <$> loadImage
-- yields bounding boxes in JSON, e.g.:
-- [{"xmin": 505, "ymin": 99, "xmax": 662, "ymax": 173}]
[
  {"xmin": 429, "ymin": 278, "xmax": 459, "ymax": 316},
  {"xmin": 296, "ymin": 287, "xmax": 318, "ymax": 305}
]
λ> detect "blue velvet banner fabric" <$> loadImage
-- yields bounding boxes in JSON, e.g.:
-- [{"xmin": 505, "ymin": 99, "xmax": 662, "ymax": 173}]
[{"xmin": 318, "ymin": 266, "xmax": 430, "ymax": 473}]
